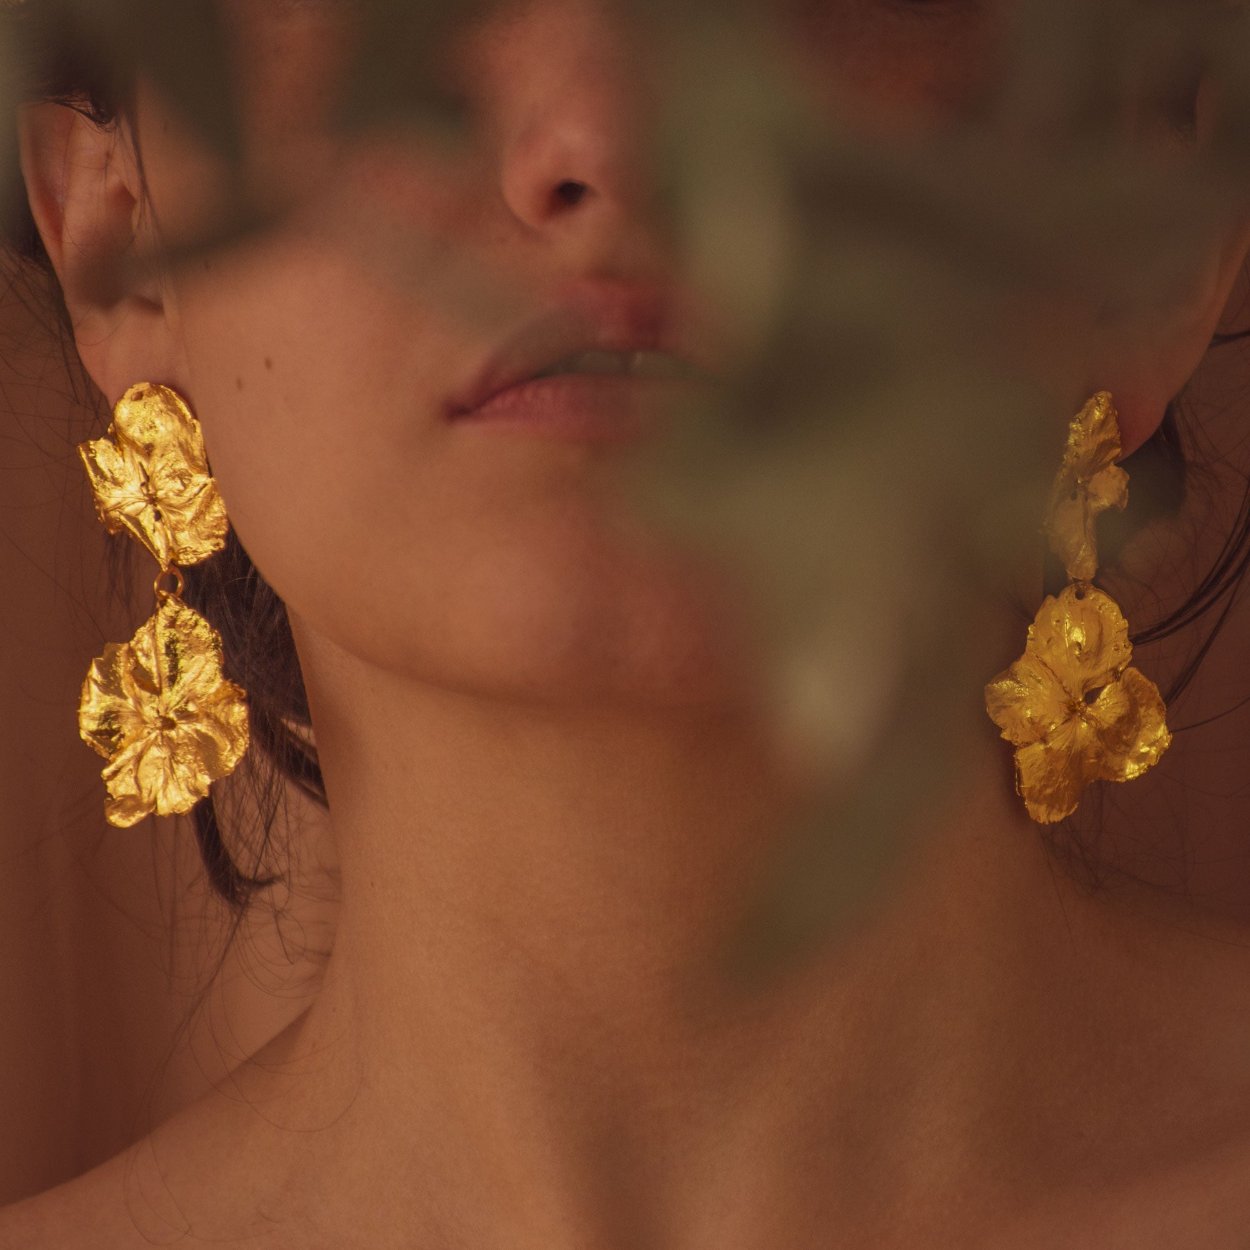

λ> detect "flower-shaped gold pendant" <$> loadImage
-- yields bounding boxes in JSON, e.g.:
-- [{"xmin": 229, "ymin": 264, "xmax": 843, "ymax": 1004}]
[
  {"xmin": 77, "ymin": 382, "xmax": 247, "ymax": 828},
  {"xmin": 984, "ymin": 583, "xmax": 1170, "ymax": 823},
  {"xmin": 79, "ymin": 383, "xmax": 228, "ymax": 568},
  {"xmin": 79, "ymin": 597, "xmax": 250, "ymax": 828}
]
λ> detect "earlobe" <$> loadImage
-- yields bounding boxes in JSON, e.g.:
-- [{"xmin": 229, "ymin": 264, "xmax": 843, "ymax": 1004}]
[{"xmin": 17, "ymin": 102, "xmax": 174, "ymax": 403}]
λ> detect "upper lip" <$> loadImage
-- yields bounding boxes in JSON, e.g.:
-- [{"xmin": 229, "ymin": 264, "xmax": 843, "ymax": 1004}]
[{"xmin": 446, "ymin": 281, "xmax": 727, "ymax": 417}]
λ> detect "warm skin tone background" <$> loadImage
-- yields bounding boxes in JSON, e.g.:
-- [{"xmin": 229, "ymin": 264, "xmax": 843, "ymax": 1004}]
[{"xmin": 6, "ymin": 0, "xmax": 1250, "ymax": 1246}]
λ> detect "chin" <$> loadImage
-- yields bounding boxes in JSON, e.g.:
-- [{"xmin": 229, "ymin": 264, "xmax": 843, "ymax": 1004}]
[
  {"xmin": 449, "ymin": 591, "xmax": 762, "ymax": 714},
  {"xmin": 372, "ymin": 547, "xmax": 765, "ymax": 713},
  {"xmin": 290, "ymin": 500, "xmax": 769, "ymax": 713}
]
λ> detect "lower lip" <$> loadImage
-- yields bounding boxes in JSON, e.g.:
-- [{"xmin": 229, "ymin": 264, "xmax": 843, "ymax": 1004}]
[{"xmin": 448, "ymin": 374, "xmax": 707, "ymax": 443}]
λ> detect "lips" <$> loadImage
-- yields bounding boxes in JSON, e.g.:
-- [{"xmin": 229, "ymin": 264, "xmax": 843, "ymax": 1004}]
[
  {"xmin": 445, "ymin": 280, "xmax": 727, "ymax": 420},
  {"xmin": 451, "ymin": 371, "xmax": 720, "ymax": 443}
]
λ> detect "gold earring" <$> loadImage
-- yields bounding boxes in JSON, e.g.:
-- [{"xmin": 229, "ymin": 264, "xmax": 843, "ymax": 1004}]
[
  {"xmin": 984, "ymin": 392, "xmax": 1171, "ymax": 823},
  {"xmin": 77, "ymin": 383, "xmax": 250, "ymax": 828}
]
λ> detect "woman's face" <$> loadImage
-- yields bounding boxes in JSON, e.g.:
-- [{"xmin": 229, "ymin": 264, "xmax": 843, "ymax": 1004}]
[{"xmin": 37, "ymin": 0, "xmax": 1241, "ymax": 712}]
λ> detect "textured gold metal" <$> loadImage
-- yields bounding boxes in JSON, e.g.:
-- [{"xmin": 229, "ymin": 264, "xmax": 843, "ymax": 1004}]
[
  {"xmin": 80, "ymin": 383, "xmax": 229, "ymax": 569},
  {"xmin": 79, "ymin": 597, "xmax": 250, "ymax": 828},
  {"xmin": 78, "ymin": 383, "xmax": 249, "ymax": 826},
  {"xmin": 986, "ymin": 394, "xmax": 1170, "ymax": 823},
  {"xmin": 1043, "ymin": 391, "xmax": 1129, "ymax": 582},
  {"xmin": 155, "ymin": 567, "xmax": 187, "ymax": 601},
  {"xmin": 985, "ymin": 582, "xmax": 1170, "ymax": 823}
]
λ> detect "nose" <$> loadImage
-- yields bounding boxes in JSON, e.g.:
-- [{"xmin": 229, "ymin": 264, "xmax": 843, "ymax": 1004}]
[{"xmin": 467, "ymin": 0, "xmax": 674, "ymax": 258}]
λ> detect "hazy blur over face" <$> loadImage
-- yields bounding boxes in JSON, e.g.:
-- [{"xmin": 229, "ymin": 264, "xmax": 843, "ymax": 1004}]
[
  {"xmin": 112, "ymin": 0, "xmax": 1010, "ymax": 721},
  {"xmin": 106, "ymin": 0, "xmax": 1221, "ymax": 727}
]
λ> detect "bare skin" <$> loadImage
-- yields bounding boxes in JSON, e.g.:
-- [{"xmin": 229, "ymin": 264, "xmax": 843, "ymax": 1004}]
[{"xmin": 6, "ymin": 1, "xmax": 1250, "ymax": 1246}]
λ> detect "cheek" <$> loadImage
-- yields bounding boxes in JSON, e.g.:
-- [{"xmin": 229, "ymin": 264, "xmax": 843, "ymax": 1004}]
[{"xmin": 172, "ymin": 232, "xmax": 759, "ymax": 708}]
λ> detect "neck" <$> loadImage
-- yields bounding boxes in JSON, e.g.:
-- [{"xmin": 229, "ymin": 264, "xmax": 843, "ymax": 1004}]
[
  {"xmin": 306, "ymin": 631, "xmax": 804, "ymax": 1013},
  {"xmin": 182, "ymin": 625, "xmax": 1250, "ymax": 1249}
]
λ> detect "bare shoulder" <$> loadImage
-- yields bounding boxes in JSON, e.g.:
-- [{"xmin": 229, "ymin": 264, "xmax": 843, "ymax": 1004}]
[
  {"xmin": 0, "ymin": 1014, "xmax": 333, "ymax": 1250},
  {"xmin": 0, "ymin": 1080, "xmax": 294, "ymax": 1250},
  {"xmin": 0, "ymin": 1119, "xmax": 291, "ymax": 1250},
  {"xmin": 0, "ymin": 1149, "xmax": 151, "ymax": 1250}
]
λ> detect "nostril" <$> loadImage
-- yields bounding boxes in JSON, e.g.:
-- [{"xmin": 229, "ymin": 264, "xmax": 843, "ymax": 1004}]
[{"xmin": 554, "ymin": 180, "xmax": 588, "ymax": 207}]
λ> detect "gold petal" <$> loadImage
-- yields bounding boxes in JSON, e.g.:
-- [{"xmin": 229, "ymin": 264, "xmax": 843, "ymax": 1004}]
[
  {"xmin": 1043, "ymin": 392, "xmax": 1129, "ymax": 580},
  {"xmin": 138, "ymin": 459, "xmax": 228, "ymax": 569},
  {"xmin": 101, "ymin": 732, "xmax": 171, "ymax": 825},
  {"xmin": 183, "ymin": 694, "xmax": 251, "ymax": 779},
  {"xmin": 142, "ymin": 732, "xmax": 214, "ymax": 815},
  {"xmin": 148, "ymin": 597, "xmax": 228, "ymax": 706},
  {"xmin": 1067, "ymin": 392, "xmax": 1123, "ymax": 480},
  {"xmin": 1028, "ymin": 584, "xmax": 1131, "ymax": 701},
  {"xmin": 113, "ymin": 384, "xmax": 211, "ymax": 477},
  {"xmin": 985, "ymin": 651, "xmax": 1069, "ymax": 747},
  {"xmin": 1085, "ymin": 665, "xmax": 1172, "ymax": 783},
  {"xmin": 78, "ymin": 436, "xmax": 171, "ymax": 566},
  {"xmin": 103, "ymin": 789, "xmax": 157, "ymax": 830},
  {"xmin": 1014, "ymin": 718, "xmax": 1095, "ymax": 823},
  {"xmin": 102, "ymin": 729, "xmax": 211, "ymax": 822},
  {"xmin": 79, "ymin": 640, "xmax": 156, "ymax": 761},
  {"xmin": 1044, "ymin": 488, "xmax": 1098, "ymax": 583},
  {"xmin": 1085, "ymin": 462, "xmax": 1129, "ymax": 516},
  {"xmin": 177, "ymin": 725, "xmax": 233, "ymax": 785},
  {"xmin": 159, "ymin": 480, "xmax": 229, "ymax": 567},
  {"xmin": 82, "ymin": 598, "xmax": 250, "ymax": 827},
  {"xmin": 80, "ymin": 383, "xmax": 228, "ymax": 568}
]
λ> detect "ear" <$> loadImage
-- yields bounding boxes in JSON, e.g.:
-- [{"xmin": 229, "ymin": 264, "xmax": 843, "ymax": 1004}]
[
  {"xmin": 1084, "ymin": 215, "xmax": 1250, "ymax": 457},
  {"xmin": 1087, "ymin": 71, "xmax": 1250, "ymax": 456},
  {"xmin": 17, "ymin": 102, "xmax": 179, "ymax": 404}
]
